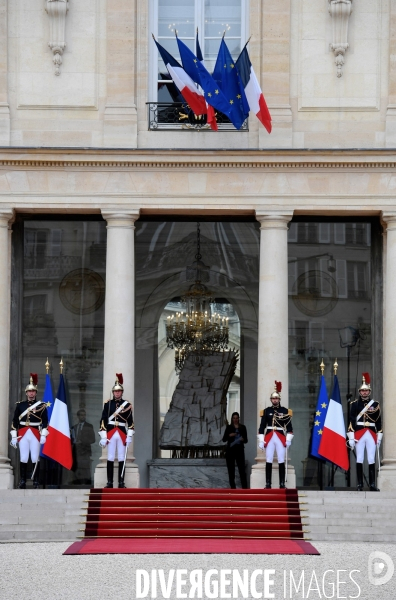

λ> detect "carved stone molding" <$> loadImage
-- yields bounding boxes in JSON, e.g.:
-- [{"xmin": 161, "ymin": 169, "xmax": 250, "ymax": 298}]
[
  {"xmin": 328, "ymin": 0, "xmax": 353, "ymax": 78},
  {"xmin": 45, "ymin": 0, "xmax": 69, "ymax": 76}
]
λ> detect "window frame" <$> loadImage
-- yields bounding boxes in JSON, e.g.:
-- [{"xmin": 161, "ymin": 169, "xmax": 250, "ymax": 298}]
[{"xmin": 148, "ymin": 0, "xmax": 248, "ymax": 102}]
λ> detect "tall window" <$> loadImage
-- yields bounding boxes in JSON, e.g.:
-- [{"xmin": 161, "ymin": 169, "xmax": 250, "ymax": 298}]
[{"xmin": 150, "ymin": 0, "xmax": 245, "ymax": 102}]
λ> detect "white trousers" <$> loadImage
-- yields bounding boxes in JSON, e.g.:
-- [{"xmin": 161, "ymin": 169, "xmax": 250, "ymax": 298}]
[
  {"xmin": 19, "ymin": 429, "xmax": 40, "ymax": 463},
  {"xmin": 107, "ymin": 431, "xmax": 126, "ymax": 462},
  {"xmin": 355, "ymin": 430, "xmax": 376, "ymax": 464},
  {"xmin": 265, "ymin": 432, "xmax": 286, "ymax": 464}
]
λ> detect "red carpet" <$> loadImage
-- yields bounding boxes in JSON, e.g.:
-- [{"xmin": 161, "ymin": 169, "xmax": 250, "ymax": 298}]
[
  {"xmin": 67, "ymin": 488, "xmax": 318, "ymax": 555},
  {"xmin": 64, "ymin": 538, "xmax": 319, "ymax": 555}
]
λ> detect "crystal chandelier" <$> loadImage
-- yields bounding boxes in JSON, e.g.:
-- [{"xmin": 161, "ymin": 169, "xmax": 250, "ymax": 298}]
[{"xmin": 166, "ymin": 223, "xmax": 229, "ymax": 373}]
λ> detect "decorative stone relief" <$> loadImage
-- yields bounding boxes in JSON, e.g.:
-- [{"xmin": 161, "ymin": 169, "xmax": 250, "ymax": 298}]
[
  {"xmin": 328, "ymin": 0, "xmax": 353, "ymax": 78},
  {"xmin": 45, "ymin": 0, "xmax": 69, "ymax": 76}
]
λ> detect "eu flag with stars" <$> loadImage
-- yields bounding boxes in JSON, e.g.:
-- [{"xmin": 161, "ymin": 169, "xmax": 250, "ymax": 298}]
[
  {"xmin": 176, "ymin": 37, "xmax": 233, "ymax": 120},
  {"xmin": 212, "ymin": 39, "xmax": 249, "ymax": 130},
  {"xmin": 310, "ymin": 375, "xmax": 329, "ymax": 460}
]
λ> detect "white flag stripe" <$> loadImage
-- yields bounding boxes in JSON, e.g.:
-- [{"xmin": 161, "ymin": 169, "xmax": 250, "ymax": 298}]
[
  {"xmin": 167, "ymin": 64, "xmax": 203, "ymax": 96},
  {"xmin": 244, "ymin": 66, "xmax": 261, "ymax": 114},
  {"xmin": 323, "ymin": 398, "xmax": 346, "ymax": 437},
  {"xmin": 49, "ymin": 398, "xmax": 71, "ymax": 439}
]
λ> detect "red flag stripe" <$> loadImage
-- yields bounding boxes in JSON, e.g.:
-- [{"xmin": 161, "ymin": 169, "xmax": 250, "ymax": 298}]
[{"xmin": 43, "ymin": 426, "xmax": 73, "ymax": 470}]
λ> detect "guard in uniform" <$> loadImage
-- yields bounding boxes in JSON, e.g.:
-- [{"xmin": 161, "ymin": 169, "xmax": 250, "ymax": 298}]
[
  {"xmin": 348, "ymin": 373, "xmax": 382, "ymax": 491},
  {"xmin": 10, "ymin": 374, "xmax": 49, "ymax": 489},
  {"xmin": 99, "ymin": 373, "xmax": 134, "ymax": 488},
  {"xmin": 258, "ymin": 381, "xmax": 293, "ymax": 489}
]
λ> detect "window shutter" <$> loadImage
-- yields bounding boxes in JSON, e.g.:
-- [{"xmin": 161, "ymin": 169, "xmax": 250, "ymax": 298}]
[{"xmin": 336, "ymin": 259, "xmax": 348, "ymax": 298}]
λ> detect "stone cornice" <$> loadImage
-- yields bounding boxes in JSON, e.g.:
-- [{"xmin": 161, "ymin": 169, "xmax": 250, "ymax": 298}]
[{"xmin": 2, "ymin": 149, "xmax": 396, "ymax": 169}]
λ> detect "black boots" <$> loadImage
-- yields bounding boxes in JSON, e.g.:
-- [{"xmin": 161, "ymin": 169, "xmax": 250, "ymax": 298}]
[
  {"xmin": 356, "ymin": 463, "xmax": 363, "ymax": 491},
  {"xmin": 118, "ymin": 461, "xmax": 126, "ymax": 488},
  {"xmin": 369, "ymin": 463, "xmax": 380, "ymax": 491},
  {"xmin": 279, "ymin": 462, "xmax": 286, "ymax": 489},
  {"xmin": 18, "ymin": 462, "xmax": 27, "ymax": 489},
  {"xmin": 265, "ymin": 462, "xmax": 272, "ymax": 489},
  {"xmin": 32, "ymin": 463, "xmax": 40, "ymax": 489},
  {"xmin": 105, "ymin": 461, "xmax": 114, "ymax": 488}
]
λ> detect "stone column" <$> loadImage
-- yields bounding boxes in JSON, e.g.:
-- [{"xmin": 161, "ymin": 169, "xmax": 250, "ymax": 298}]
[
  {"xmin": 94, "ymin": 210, "xmax": 140, "ymax": 488},
  {"xmin": 0, "ymin": 210, "xmax": 14, "ymax": 489},
  {"xmin": 250, "ymin": 211, "xmax": 296, "ymax": 488},
  {"xmin": 378, "ymin": 213, "xmax": 396, "ymax": 490}
]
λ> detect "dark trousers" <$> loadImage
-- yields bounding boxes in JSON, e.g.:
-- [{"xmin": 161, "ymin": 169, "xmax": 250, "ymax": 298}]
[{"xmin": 226, "ymin": 448, "xmax": 248, "ymax": 489}]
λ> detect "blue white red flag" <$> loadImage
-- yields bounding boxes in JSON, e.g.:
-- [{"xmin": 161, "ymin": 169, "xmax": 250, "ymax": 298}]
[
  {"xmin": 153, "ymin": 37, "xmax": 207, "ymax": 116},
  {"xmin": 235, "ymin": 44, "xmax": 272, "ymax": 133},
  {"xmin": 318, "ymin": 375, "xmax": 349, "ymax": 471},
  {"xmin": 42, "ymin": 373, "xmax": 73, "ymax": 470},
  {"xmin": 310, "ymin": 375, "xmax": 329, "ymax": 460}
]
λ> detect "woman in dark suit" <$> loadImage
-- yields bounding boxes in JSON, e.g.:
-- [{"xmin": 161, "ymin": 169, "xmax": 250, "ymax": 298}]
[{"xmin": 222, "ymin": 412, "xmax": 248, "ymax": 489}]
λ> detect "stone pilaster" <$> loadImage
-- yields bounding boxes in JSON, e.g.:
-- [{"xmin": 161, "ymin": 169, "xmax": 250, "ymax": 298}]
[
  {"xmin": 378, "ymin": 212, "xmax": 396, "ymax": 490},
  {"xmin": 0, "ymin": 210, "xmax": 15, "ymax": 489},
  {"xmin": 250, "ymin": 211, "xmax": 296, "ymax": 488},
  {"xmin": 0, "ymin": 0, "xmax": 10, "ymax": 145},
  {"xmin": 103, "ymin": 0, "xmax": 138, "ymax": 147},
  {"xmin": 94, "ymin": 210, "xmax": 140, "ymax": 488},
  {"xmin": 259, "ymin": 0, "xmax": 292, "ymax": 148}
]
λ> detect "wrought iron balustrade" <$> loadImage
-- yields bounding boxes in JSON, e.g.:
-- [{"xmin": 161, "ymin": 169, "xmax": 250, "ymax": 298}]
[{"xmin": 147, "ymin": 102, "xmax": 248, "ymax": 131}]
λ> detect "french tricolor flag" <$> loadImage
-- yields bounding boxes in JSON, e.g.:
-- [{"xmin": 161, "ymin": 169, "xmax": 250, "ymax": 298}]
[
  {"xmin": 153, "ymin": 36, "xmax": 207, "ymax": 116},
  {"xmin": 318, "ymin": 375, "xmax": 349, "ymax": 471},
  {"xmin": 236, "ymin": 45, "xmax": 272, "ymax": 133},
  {"xmin": 42, "ymin": 373, "xmax": 73, "ymax": 470}
]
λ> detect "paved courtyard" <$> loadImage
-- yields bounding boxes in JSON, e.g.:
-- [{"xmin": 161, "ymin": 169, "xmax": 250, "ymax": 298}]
[{"xmin": 1, "ymin": 541, "xmax": 395, "ymax": 599}]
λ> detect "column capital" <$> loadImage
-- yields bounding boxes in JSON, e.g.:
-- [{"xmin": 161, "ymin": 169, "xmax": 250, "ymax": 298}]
[
  {"xmin": 0, "ymin": 209, "xmax": 15, "ymax": 228},
  {"xmin": 255, "ymin": 211, "xmax": 294, "ymax": 230},
  {"xmin": 381, "ymin": 211, "xmax": 396, "ymax": 230},
  {"xmin": 101, "ymin": 209, "xmax": 140, "ymax": 228}
]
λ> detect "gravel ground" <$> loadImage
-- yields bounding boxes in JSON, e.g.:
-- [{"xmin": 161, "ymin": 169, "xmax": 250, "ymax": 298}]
[{"xmin": 1, "ymin": 541, "xmax": 395, "ymax": 599}]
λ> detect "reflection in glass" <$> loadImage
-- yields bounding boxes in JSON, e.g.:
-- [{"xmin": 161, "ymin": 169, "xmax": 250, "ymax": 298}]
[
  {"xmin": 288, "ymin": 222, "xmax": 373, "ymax": 489},
  {"xmin": 21, "ymin": 220, "xmax": 106, "ymax": 487}
]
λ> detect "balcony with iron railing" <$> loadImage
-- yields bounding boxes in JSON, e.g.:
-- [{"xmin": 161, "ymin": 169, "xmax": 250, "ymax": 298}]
[{"xmin": 147, "ymin": 102, "xmax": 248, "ymax": 131}]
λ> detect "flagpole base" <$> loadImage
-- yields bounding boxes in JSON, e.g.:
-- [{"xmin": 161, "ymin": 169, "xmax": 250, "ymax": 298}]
[
  {"xmin": 0, "ymin": 459, "xmax": 14, "ymax": 489},
  {"xmin": 250, "ymin": 455, "xmax": 296, "ymax": 489}
]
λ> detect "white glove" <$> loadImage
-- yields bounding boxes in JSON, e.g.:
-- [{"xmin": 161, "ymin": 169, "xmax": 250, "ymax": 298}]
[
  {"xmin": 377, "ymin": 432, "xmax": 383, "ymax": 447},
  {"xmin": 10, "ymin": 430, "xmax": 18, "ymax": 448},
  {"xmin": 258, "ymin": 434, "xmax": 264, "ymax": 451},
  {"xmin": 286, "ymin": 433, "xmax": 294, "ymax": 448},
  {"xmin": 126, "ymin": 436, "xmax": 132, "ymax": 447},
  {"xmin": 258, "ymin": 442, "xmax": 264, "ymax": 451},
  {"xmin": 40, "ymin": 428, "xmax": 49, "ymax": 445},
  {"xmin": 347, "ymin": 432, "xmax": 355, "ymax": 449},
  {"xmin": 99, "ymin": 438, "xmax": 107, "ymax": 448}
]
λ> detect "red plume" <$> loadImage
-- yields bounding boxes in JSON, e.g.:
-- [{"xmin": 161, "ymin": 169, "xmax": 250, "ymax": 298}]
[
  {"xmin": 362, "ymin": 372, "xmax": 370, "ymax": 385},
  {"xmin": 116, "ymin": 373, "xmax": 123, "ymax": 385},
  {"xmin": 275, "ymin": 381, "xmax": 282, "ymax": 393},
  {"xmin": 30, "ymin": 373, "xmax": 38, "ymax": 386}
]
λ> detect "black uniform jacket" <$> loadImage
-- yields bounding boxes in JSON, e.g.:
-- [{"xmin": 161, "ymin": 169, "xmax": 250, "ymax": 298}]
[
  {"xmin": 222, "ymin": 423, "xmax": 248, "ymax": 451},
  {"xmin": 258, "ymin": 405, "xmax": 293, "ymax": 437},
  {"xmin": 12, "ymin": 399, "xmax": 48, "ymax": 432},
  {"xmin": 349, "ymin": 396, "xmax": 382, "ymax": 434},
  {"xmin": 100, "ymin": 398, "xmax": 134, "ymax": 434}
]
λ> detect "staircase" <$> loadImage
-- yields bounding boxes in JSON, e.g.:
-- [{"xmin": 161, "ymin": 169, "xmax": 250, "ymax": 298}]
[
  {"xmin": 303, "ymin": 490, "xmax": 396, "ymax": 542},
  {"xmin": 0, "ymin": 489, "xmax": 85, "ymax": 541},
  {"xmin": 82, "ymin": 488, "xmax": 307, "ymax": 539}
]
